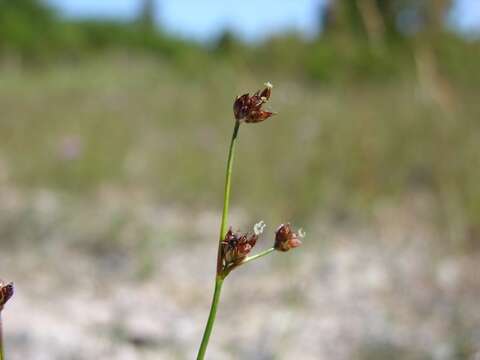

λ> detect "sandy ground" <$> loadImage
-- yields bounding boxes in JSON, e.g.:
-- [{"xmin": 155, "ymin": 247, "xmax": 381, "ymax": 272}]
[{"xmin": 0, "ymin": 186, "xmax": 479, "ymax": 360}]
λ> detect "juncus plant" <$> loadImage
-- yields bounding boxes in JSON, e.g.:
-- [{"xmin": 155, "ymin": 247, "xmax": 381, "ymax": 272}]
[{"xmin": 196, "ymin": 83, "xmax": 304, "ymax": 359}]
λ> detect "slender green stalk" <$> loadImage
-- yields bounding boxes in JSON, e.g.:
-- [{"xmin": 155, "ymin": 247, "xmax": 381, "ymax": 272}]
[
  {"xmin": 196, "ymin": 277, "xmax": 224, "ymax": 360},
  {"xmin": 221, "ymin": 248, "xmax": 276, "ymax": 278},
  {"xmin": 242, "ymin": 247, "xmax": 275, "ymax": 265},
  {"xmin": 0, "ymin": 312, "xmax": 4, "ymax": 360},
  {"xmin": 216, "ymin": 120, "xmax": 240, "ymax": 274},
  {"xmin": 219, "ymin": 121, "xmax": 240, "ymax": 241},
  {"xmin": 197, "ymin": 121, "xmax": 240, "ymax": 360}
]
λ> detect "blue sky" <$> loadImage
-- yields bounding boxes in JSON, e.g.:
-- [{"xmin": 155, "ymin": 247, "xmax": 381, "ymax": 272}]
[{"xmin": 46, "ymin": 0, "xmax": 480, "ymax": 42}]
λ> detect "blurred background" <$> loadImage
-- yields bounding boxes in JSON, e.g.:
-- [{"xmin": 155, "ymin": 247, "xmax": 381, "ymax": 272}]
[{"xmin": 0, "ymin": 0, "xmax": 480, "ymax": 359}]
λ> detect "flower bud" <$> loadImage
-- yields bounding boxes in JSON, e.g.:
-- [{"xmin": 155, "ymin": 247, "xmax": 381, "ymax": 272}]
[
  {"xmin": 220, "ymin": 228, "xmax": 258, "ymax": 274},
  {"xmin": 0, "ymin": 280, "xmax": 14, "ymax": 310},
  {"xmin": 259, "ymin": 82, "xmax": 272, "ymax": 101},
  {"xmin": 274, "ymin": 223, "xmax": 303, "ymax": 252},
  {"xmin": 233, "ymin": 82, "xmax": 275, "ymax": 123}
]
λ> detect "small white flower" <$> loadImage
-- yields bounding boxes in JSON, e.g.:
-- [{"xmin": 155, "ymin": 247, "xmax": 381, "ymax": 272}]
[
  {"xmin": 298, "ymin": 228, "xmax": 306, "ymax": 238},
  {"xmin": 253, "ymin": 220, "xmax": 266, "ymax": 235},
  {"xmin": 264, "ymin": 81, "xmax": 273, "ymax": 89}
]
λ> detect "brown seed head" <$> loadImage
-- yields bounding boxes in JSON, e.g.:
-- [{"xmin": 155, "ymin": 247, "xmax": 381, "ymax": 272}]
[
  {"xmin": 274, "ymin": 223, "xmax": 303, "ymax": 252},
  {"xmin": 233, "ymin": 82, "xmax": 275, "ymax": 123},
  {"xmin": 220, "ymin": 228, "xmax": 258, "ymax": 273},
  {"xmin": 0, "ymin": 280, "xmax": 14, "ymax": 310}
]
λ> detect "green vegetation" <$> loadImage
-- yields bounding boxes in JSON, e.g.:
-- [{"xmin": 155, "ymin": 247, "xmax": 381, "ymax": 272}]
[{"xmin": 1, "ymin": 0, "xmax": 479, "ymax": 249}]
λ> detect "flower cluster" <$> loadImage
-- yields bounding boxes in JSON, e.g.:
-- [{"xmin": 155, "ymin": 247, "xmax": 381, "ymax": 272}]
[
  {"xmin": 220, "ymin": 228, "xmax": 258, "ymax": 274},
  {"xmin": 233, "ymin": 82, "xmax": 275, "ymax": 123},
  {"xmin": 0, "ymin": 280, "xmax": 14, "ymax": 310},
  {"xmin": 216, "ymin": 83, "xmax": 305, "ymax": 277},
  {"xmin": 274, "ymin": 223, "xmax": 304, "ymax": 252}
]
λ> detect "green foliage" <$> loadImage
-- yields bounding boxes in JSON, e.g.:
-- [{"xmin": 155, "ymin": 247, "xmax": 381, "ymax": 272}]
[
  {"xmin": 1, "ymin": 0, "xmax": 480, "ymax": 249},
  {"xmin": 0, "ymin": 0, "xmax": 57, "ymax": 58},
  {"xmin": 0, "ymin": 0, "xmax": 206, "ymax": 66},
  {"xmin": 1, "ymin": 54, "xmax": 480, "ymax": 248},
  {"xmin": 0, "ymin": 0, "xmax": 477, "ymax": 86}
]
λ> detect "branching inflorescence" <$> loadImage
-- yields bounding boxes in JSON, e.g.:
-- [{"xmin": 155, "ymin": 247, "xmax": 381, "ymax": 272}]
[{"xmin": 196, "ymin": 83, "xmax": 304, "ymax": 359}]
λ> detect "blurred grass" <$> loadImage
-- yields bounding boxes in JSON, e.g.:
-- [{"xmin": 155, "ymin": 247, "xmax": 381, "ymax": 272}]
[{"xmin": 0, "ymin": 52, "xmax": 479, "ymax": 248}]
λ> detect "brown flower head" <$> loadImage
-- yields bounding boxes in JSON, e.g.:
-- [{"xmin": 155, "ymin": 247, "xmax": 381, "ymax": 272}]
[
  {"xmin": 233, "ymin": 82, "xmax": 275, "ymax": 123},
  {"xmin": 274, "ymin": 223, "xmax": 304, "ymax": 252},
  {"xmin": 0, "ymin": 280, "xmax": 14, "ymax": 310},
  {"xmin": 220, "ymin": 228, "xmax": 258, "ymax": 273}
]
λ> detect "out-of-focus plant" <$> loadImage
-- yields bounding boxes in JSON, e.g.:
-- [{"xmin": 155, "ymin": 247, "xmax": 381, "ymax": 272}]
[
  {"xmin": 0, "ymin": 280, "xmax": 14, "ymax": 360},
  {"xmin": 196, "ymin": 83, "xmax": 304, "ymax": 359}
]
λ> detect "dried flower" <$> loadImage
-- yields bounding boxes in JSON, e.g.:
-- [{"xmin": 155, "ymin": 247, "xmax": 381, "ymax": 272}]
[
  {"xmin": 274, "ymin": 223, "xmax": 303, "ymax": 252},
  {"xmin": 233, "ymin": 82, "xmax": 275, "ymax": 123},
  {"xmin": 0, "ymin": 280, "xmax": 14, "ymax": 310},
  {"xmin": 220, "ymin": 228, "xmax": 258, "ymax": 273}
]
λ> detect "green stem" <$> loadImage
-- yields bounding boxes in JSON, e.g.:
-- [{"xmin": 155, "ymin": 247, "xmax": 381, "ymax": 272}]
[
  {"xmin": 0, "ymin": 312, "xmax": 4, "ymax": 360},
  {"xmin": 216, "ymin": 121, "xmax": 240, "ymax": 273},
  {"xmin": 196, "ymin": 277, "xmax": 224, "ymax": 360},
  {"xmin": 242, "ymin": 247, "xmax": 275, "ymax": 265},
  {"xmin": 222, "ymin": 248, "xmax": 276, "ymax": 278},
  {"xmin": 197, "ymin": 121, "xmax": 240, "ymax": 359},
  {"xmin": 219, "ymin": 121, "xmax": 240, "ymax": 241}
]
